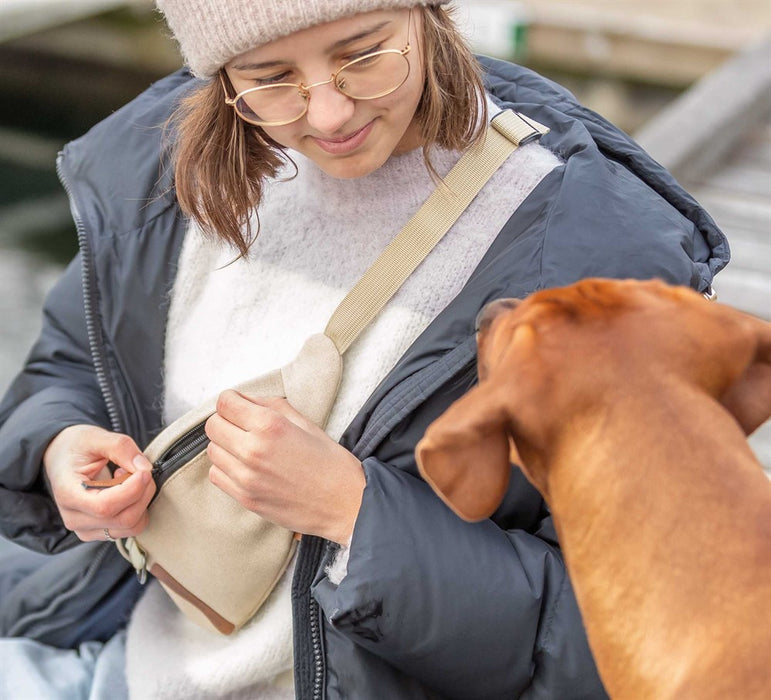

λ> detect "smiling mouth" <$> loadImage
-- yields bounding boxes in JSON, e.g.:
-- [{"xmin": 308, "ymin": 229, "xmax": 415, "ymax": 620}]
[{"xmin": 312, "ymin": 121, "xmax": 374, "ymax": 155}]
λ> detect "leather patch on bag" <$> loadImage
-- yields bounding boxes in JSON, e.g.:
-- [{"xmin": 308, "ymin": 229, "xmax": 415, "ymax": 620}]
[{"xmin": 150, "ymin": 563, "xmax": 236, "ymax": 635}]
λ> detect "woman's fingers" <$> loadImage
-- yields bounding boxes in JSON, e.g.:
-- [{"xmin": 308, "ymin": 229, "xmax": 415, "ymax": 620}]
[
  {"xmin": 59, "ymin": 469, "xmax": 155, "ymax": 533},
  {"xmin": 207, "ymin": 456, "xmax": 251, "ymax": 508},
  {"xmin": 205, "ymin": 439, "xmax": 274, "ymax": 501},
  {"xmin": 205, "ymin": 389, "xmax": 364, "ymax": 543},
  {"xmin": 43, "ymin": 425, "xmax": 156, "ymax": 540},
  {"xmin": 207, "ymin": 392, "xmax": 324, "ymax": 465},
  {"xmin": 213, "ymin": 390, "xmax": 265, "ymax": 431},
  {"xmin": 215, "ymin": 391, "xmax": 317, "ymax": 433},
  {"xmin": 73, "ymin": 510, "xmax": 150, "ymax": 542},
  {"xmin": 205, "ymin": 410, "xmax": 249, "ymax": 447},
  {"xmin": 90, "ymin": 431, "xmax": 153, "ymax": 476}
]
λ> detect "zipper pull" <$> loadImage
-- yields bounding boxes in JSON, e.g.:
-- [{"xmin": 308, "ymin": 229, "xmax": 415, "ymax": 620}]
[
  {"xmin": 82, "ymin": 461, "xmax": 132, "ymax": 490},
  {"xmin": 82, "ymin": 472, "xmax": 132, "ymax": 490}
]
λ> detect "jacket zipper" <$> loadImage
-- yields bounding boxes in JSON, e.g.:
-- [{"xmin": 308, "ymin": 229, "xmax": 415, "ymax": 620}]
[
  {"xmin": 294, "ymin": 536, "xmax": 327, "ymax": 699},
  {"xmin": 56, "ymin": 157, "xmax": 209, "ymax": 488},
  {"xmin": 60, "ymin": 146, "xmax": 326, "ymax": 691},
  {"xmin": 56, "ymin": 153, "xmax": 122, "ymax": 434},
  {"xmin": 54, "ymin": 152, "xmax": 137, "ymax": 629},
  {"xmin": 311, "ymin": 595, "xmax": 323, "ymax": 699}
]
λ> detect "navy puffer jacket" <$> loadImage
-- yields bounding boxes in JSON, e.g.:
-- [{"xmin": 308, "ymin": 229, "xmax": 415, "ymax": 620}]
[{"xmin": 0, "ymin": 57, "xmax": 728, "ymax": 699}]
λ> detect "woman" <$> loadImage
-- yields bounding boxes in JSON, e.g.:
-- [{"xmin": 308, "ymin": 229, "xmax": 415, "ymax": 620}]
[{"xmin": 0, "ymin": 1, "xmax": 728, "ymax": 698}]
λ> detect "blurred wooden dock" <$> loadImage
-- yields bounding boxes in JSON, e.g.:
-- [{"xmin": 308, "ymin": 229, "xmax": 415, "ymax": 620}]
[
  {"xmin": 520, "ymin": 0, "xmax": 771, "ymax": 86},
  {"xmin": 637, "ymin": 35, "xmax": 771, "ymax": 472},
  {"xmin": 690, "ymin": 118, "xmax": 771, "ymax": 320},
  {"xmin": 696, "ymin": 118, "xmax": 771, "ymax": 473}
]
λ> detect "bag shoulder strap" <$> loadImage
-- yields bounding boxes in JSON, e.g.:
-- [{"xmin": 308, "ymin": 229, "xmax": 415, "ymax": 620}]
[{"xmin": 325, "ymin": 110, "xmax": 549, "ymax": 354}]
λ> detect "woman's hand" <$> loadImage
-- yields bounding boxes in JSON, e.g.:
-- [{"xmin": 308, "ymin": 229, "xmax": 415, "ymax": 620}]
[
  {"xmin": 205, "ymin": 391, "xmax": 366, "ymax": 545},
  {"xmin": 43, "ymin": 425, "xmax": 156, "ymax": 542}
]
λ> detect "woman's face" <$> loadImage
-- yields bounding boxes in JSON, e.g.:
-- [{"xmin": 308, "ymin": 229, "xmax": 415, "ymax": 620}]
[{"xmin": 224, "ymin": 9, "xmax": 425, "ymax": 179}]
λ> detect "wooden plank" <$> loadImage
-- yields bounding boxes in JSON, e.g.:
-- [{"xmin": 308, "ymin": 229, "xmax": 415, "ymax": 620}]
[
  {"xmin": 729, "ymin": 138, "xmax": 771, "ymax": 170},
  {"xmin": 692, "ymin": 190, "xmax": 771, "ymax": 245},
  {"xmin": 635, "ymin": 36, "xmax": 771, "ymax": 182},
  {"xmin": 517, "ymin": 0, "xmax": 766, "ymax": 86},
  {"xmin": 698, "ymin": 163, "xmax": 771, "ymax": 199},
  {"xmin": 693, "ymin": 206, "xmax": 771, "ymax": 251},
  {"xmin": 525, "ymin": 23, "xmax": 731, "ymax": 87},
  {"xmin": 718, "ymin": 240, "xmax": 771, "ymax": 275},
  {"xmin": 712, "ymin": 268, "xmax": 771, "ymax": 320}
]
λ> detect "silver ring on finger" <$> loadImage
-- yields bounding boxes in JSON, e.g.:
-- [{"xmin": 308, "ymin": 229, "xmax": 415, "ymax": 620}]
[{"xmin": 104, "ymin": 528, "xmax": 116, "ymax": 542}]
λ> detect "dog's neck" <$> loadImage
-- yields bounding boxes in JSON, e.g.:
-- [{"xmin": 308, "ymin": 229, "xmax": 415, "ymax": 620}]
[{"xmin": 537, "ymin": 389, "xmax": 771, "ymax": 699}]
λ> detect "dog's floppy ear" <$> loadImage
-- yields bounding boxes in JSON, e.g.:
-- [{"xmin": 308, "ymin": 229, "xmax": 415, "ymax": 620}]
[
  {"xmin": 416, "ymin": 382, "xmax": 512, "ymax": 521},
  {"xmin": 720, "ymin": 313, "xmax": 771, "ymax": 436}
]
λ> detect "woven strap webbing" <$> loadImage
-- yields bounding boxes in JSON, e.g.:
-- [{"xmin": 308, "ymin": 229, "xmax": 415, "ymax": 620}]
[{"xmin": 325, "ymin": 110, "xmax": 549, "ymax": 353}]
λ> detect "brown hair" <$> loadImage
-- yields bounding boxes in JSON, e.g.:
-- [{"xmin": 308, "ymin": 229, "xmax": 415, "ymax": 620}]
[{"xmin": 168, "ymin": 4, "xmax": 487, "ymax": 255}]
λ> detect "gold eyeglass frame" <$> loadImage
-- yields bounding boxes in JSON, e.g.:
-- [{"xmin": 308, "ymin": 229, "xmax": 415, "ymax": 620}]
[{"xmin": 220, "ymin": 11, "xmax": 413, "ymax": 128}]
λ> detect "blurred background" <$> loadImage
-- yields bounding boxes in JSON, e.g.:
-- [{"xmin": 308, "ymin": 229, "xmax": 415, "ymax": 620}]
[{"xmin": 0, "ymin": 0, "xmax": 769, "ymax": 466}]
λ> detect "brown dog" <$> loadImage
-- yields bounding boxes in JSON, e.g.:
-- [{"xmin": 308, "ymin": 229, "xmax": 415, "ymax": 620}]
[{"xmin": 416, "ymin": 278, "xmax": 771, "ymax": 700}]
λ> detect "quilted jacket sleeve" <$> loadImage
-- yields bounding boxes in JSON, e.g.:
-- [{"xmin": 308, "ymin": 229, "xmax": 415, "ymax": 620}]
[
  {"xmin": 0, "ymin": 254, "xmax": 111, "ymax": 552},
  {"xmin": 313, "ymin": 459, "xmax": 607, "ymax": 699}
]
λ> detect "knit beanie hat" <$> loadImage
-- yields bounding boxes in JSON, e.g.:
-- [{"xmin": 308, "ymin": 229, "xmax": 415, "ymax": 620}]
[{"xmin": 156, "ymin": 0, "xmax": 445, "ymax": 79}]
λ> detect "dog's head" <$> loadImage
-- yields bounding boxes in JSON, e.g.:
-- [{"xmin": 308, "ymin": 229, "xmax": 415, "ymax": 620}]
[{"xmin": 416, "ymin": 278, "xmax": 771, "ymax": 521}]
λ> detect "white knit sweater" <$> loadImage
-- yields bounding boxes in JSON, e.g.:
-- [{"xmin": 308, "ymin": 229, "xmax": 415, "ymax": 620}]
[{"xmin": 125, "ymin": 106, "xmax": 561, "ymax": 699}]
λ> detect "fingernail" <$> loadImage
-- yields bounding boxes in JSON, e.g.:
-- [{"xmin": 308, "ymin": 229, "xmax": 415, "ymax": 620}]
[{"xmin": 133, "ymin": 455, "xmax": 153, "ymax": 472}]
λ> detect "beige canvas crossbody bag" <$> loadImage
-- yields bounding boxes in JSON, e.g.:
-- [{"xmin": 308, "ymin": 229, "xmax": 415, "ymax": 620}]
[{"xmin": 101, "ymin": 110, "xmax": 547, "ymax": 635}]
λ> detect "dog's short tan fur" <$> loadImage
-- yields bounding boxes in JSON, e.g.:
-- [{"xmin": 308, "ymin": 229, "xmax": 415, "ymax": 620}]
[{"xmin": 417, "ymin": 279, "xmax": 771, "ymax": 700}]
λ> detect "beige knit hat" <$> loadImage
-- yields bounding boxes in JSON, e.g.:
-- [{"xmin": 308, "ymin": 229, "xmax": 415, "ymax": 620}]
[{"xmin": 156, "ymin": 0, "xmax": 444, "ymax": 79}]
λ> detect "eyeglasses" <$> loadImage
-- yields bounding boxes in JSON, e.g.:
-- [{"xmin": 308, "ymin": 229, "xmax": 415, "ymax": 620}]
[{"xmin": 221, "ymin": 14, "xmax": 412, "ymax": 127}]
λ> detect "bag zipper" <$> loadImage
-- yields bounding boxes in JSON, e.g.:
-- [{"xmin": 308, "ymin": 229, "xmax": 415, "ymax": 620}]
[{"xmin": 151, "ymin": 421, "xmax": 210, "ymax": 487}]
